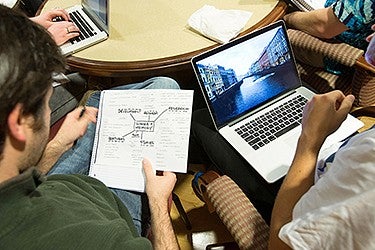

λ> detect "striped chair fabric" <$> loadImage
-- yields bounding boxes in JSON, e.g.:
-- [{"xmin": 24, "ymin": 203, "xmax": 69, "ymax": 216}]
[
  {"xmin": 287, "ymin": 29, "xmax": 375, "ymax": 106},
  {"xmin": 206, "ymin": 175, "xmax": 270, "ymax": 250}
]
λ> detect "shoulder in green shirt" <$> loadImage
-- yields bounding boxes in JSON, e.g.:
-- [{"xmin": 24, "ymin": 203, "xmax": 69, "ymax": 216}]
[{"xmin": 0, "ymin": 168, "xmax": 152, "ymax": 249}]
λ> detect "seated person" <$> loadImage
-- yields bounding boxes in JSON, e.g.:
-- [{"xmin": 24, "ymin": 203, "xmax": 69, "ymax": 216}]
[
  {"xmin": 0, "ymin": 6, "xmax": 179, "ymax": 249},
  {"xmin": 189, "ymin": 24, "xmax": 375, "ymax": 225},
  {"xmin": 191, "ymin": 28, "xmax": 375, "ymax": 249},
  {"xmin": 283, "ymin": 0, "xmax": 375, "ymax": 73},
  {"xmin": 284, "ymin": 0, "xmax": 375, "ymax": 51},
  {"xmin": 268, "ymin": 24, "xmax": 375, "ymax": 249}
]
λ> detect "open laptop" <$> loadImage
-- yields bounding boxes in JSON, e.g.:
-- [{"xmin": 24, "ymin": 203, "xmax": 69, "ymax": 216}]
[
  {"xmin": 191, "ymin": 20, "xmax": 364, "ymax": 183},
  {"xmin": 60, "ymin": 0, "xmax": 109, "ymax": 56}
]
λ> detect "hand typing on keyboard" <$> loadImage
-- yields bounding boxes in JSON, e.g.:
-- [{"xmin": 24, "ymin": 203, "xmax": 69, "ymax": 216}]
[
  {"xmin": 47, "ymin": 21, "xmax": 80, "ymax": 46},
  {"xmin": 30, "ymin": 9, "xmax": 80, "ymax": 46}
]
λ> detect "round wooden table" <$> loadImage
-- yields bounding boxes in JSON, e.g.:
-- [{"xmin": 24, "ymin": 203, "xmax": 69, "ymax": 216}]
[{"xmin": 39, "ymin": 0, "xmax": 287, "ymax": 81}]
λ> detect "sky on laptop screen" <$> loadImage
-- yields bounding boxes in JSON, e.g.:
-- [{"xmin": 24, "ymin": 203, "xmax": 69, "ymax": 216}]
[{"xmin": 195, "ymin": 26, "xmax": 300, "ymax": 127}]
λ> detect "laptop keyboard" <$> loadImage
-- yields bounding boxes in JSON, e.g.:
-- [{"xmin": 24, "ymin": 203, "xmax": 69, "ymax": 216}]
[
  {"xmin": 235, "ymin": 95, "xmax": 308, "ymax": 150},
  {"xmin": 69, "ymin": 10, "xmax": 97, "ymax": 44}
]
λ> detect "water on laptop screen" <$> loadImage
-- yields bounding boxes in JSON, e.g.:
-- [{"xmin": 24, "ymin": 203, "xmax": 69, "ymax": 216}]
[
  {"xmin": 194, "ymin": 24, "xmax": 301, "ymax": 128},
  {"xmin": 83, "ymin": 0, "xmax": 109, "ymax": 31}
]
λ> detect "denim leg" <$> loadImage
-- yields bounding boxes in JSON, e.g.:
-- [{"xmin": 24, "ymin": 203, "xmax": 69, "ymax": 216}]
[{"xmin": 48, "ymin": 77, "xmax": 180, "ymax": 235}]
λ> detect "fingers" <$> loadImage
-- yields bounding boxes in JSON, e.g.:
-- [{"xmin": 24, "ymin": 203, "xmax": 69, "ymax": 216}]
[
  {"xmin": 163, "ymin": 171, "xmax": 177, "ymax": 180},
  {"xmin": 142, "ymin": 158, "xmax": 154, "ymax": 180},
  {"xmin": 49, "ymin": 9, "xmax": 70, "ymax": 21},
  {"xmin": 81, "ymin": 107, "xmax": 98, "ymax": 123},
  {"xmin": 142, "ymin": 158, "xmax": 176, "ymax": 181}
]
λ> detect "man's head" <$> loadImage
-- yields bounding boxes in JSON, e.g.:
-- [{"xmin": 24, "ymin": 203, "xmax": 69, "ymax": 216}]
[{"xmin": 0, "ymin": 5, "xmax": 65, "ymax": 164}]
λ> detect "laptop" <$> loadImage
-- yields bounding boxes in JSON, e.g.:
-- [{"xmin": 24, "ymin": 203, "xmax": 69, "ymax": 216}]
[
  {"xmin": 60, "ymin": 0, "xmax": 109, "ymax": 56},
  {"xmin": 191, "ymin": 20, "xmax": 364, "ymax": 183}
]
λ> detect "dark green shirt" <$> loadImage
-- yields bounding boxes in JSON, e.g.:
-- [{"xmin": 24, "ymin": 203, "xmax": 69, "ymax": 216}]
[{"xmin": 0, "ymin": 168, "xmax": 152, "ymax": 249}]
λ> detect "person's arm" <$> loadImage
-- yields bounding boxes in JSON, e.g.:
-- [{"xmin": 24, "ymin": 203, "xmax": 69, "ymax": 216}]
[
  {"xmin": 142, "ymin": 159, "xmax": 179, "ymax": 250},
  {"xmin": 37, "ymin": 106, "xmax": 98, "ymax": 174},
  {"xmin": 283, "ymin": 8, "xmax": 348, "ymax": 39},
  {"xmin": 268, "ymin": 91, "xmax": 355, "ymax": 249}
]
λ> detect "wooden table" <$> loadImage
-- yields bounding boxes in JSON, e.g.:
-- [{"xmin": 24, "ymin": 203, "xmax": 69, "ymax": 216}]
[{"xmin": 39, "ymin": 0, "xmax": 287, "ymax": 88}]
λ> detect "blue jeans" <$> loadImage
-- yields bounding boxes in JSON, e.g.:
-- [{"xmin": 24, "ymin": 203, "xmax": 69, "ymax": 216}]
[{"xmin": 48, "ymin": 77, "xmax": 180, "ymax": 236}]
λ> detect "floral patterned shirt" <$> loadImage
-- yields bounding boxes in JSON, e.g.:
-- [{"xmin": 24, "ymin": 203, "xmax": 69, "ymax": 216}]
[{"xmin": 325, "ymin": 0, "xmax": 375, "ymax": 50}]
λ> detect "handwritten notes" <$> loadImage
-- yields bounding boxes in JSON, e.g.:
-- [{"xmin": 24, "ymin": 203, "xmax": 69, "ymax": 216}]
[{"xmin": 89, "ymin": 89, "xmax": 194, "ymax": 192}]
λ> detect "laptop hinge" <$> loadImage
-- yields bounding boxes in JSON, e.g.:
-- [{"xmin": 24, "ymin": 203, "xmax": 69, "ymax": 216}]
[{"xmin": 227, "ymin": 90, "xmax": 296, "ymax": 127}]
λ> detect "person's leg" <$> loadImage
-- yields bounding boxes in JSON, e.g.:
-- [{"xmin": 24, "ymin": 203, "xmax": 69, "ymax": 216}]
[
  {"xmin": 189, "ymin": 108, "xmax": 281, "ymax": 223},
  {"xmin": 48, "ymin": 76, "xmax": 180, "ymax": 235}
]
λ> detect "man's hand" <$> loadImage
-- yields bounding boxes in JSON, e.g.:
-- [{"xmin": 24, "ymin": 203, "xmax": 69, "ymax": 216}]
[
  {"xmin": 30, "ymin": 9, "xmax": 70, "ymax": 28},
  {"xmin": 30, "ymin": 9, "xmax": 80, "ymax": 45},
  {"xmin": 52, "ymin": 106, "xmax": 98, "ymax": 153},
  {"xmin": 143, "ymin": 158, "xmax": 176, "ymax": 205},
  {"xmin": 47, "ymin": 22, "xmax": 80, "ymax": 45},
  {"xmin": 142, "ymin": 158, "xmax": 178, "ymax": 250},
  {"xmin": 301, "ymin": 90, "xmax": 354, "ymax": 153},
  {"xmin": 37, "ymin": 106, "xmax": 97, "ymax": 174}
]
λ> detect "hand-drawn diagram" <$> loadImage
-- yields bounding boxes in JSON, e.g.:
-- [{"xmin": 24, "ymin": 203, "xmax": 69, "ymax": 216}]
[
  {"xmin": 107, "ymin": 106, "xmax": 190, "ymax": 147},
  {"xmin": 89, "ymin": 89, "xmax": 194, "ymax": 192}
]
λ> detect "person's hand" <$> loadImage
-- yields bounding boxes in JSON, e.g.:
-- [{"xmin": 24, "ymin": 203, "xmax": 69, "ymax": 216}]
[
  {"xmin": 143, "ymin": 158, "xmax": 177, "ymax": 206},
  {"xmin": 51, "ymin": 106, "xmax": 98, "ymax": 152},
  {"xmin": 47, "ymin": 22, "xmax": 80, "ymax": 46},
  {"xmin": 300, "ymin": 90, "xmax": 354, "ymax": 150},
  {"xmin": 30, "ymin": 9, "xmax": 70, "ymax": 29}
]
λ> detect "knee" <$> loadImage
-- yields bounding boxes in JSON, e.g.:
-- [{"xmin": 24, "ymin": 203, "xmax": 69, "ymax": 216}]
[{"xmin": 148, "ymin": 76, "xmax": 180, "ymax": 90}]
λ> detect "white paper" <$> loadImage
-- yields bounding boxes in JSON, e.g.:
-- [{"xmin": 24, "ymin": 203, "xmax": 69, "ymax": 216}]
[
  {"xmin": 89, "ymin": 89, "xmax": 194, "ymax": 192},
  {"xmin": 188, "ymin": 5, "xmax": 252, "ymax": 44},
  {"xmin": 305, "ymin": 0, "xmax": 326, "ymax": 10},
  {"xmin": 292, "ymin": 0, "xmax": 326, "ymax": 11}
]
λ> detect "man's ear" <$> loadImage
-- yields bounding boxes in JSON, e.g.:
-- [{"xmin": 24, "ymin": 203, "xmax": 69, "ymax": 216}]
[{"xmin": 7, "ymin": 104, "xmax": 27, "ymax": 142}]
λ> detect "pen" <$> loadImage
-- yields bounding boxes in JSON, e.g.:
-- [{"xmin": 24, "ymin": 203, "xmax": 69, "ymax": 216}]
[
  {"xmin": 79, "ymin": 105, "xmax": 86, "ymax": 117},
  {"xmin": 73, "ymin": 106, "xmax": 86, "ymax": 147}
]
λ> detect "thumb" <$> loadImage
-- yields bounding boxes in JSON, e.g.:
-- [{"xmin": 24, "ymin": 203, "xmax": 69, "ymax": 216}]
[
  {"xmin": 142, "ymin": 158, "xmax": 154, "ymax": 180},
  {"xmin": 338, "ymin": 95, "xmax": 355, "ymax": 114}
]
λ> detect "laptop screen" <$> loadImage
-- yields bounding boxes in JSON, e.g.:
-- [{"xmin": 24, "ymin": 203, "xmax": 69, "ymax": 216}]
[
  {"xmin": 192, "ymin": 21, "xmax": 301, "ymax": 128},
  {"xmin": 83, "ymin": 0, "xmax": 109, "ymax": 32}
]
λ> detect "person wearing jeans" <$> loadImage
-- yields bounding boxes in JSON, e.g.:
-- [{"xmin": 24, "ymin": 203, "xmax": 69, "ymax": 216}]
[{"xmin": 47, "ymin": 77, "xmax": 180, "ymax": 236}]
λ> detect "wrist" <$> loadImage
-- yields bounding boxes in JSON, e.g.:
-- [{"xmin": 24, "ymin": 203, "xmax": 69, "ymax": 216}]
[
  {"xmin": 148, "ymin": 196, "xmax": 169, "ymax": 211},
  {"xmin": 298, "ymin": 132, "xmax": 325, "ymax": 155}
]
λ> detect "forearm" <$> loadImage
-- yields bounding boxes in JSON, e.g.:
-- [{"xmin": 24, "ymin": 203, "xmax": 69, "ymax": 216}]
[
  {"xmin": 284, "ymin": 8, "xmax": 348, "ymax": 39},
  {"xmin": 268, "ymin": 134, "xmax": 320, "ymax": 249},
  {"xmin": 36, "ymin": 139, "xmax": 71, "ymax": 174},
  {"xmin": 149, "ymin": 198, "xmax": 179, "ymax": 250}
]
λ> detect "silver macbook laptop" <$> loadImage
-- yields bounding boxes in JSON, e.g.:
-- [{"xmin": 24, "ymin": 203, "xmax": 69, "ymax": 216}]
[
  {"xmin": 191, "ymin": 20, "xmax": 363, "ymax": 183},
  {"xmin": 60, "ymin": 0, "xmax": 109, "ymax": 56}
]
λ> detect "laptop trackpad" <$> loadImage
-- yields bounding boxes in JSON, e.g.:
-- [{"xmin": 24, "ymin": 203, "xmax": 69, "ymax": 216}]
[{"xmin": 283, "ymin": 131, "xmax": 300, "ymax": 149}]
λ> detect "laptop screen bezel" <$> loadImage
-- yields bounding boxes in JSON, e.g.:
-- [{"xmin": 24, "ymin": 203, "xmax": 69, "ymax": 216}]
[
  {"xmin": 191, "ymin": 20, "xmax": 302, "ymax": 129},
  {"xmin": 82, "ymin": 0, "xmax": 109, "ymax": 34}
]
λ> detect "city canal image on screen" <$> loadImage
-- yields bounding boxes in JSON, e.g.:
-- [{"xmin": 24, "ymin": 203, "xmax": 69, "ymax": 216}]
[{"xmin": 196, "ymin": 26, "xmax": 301, "ymax": 127}]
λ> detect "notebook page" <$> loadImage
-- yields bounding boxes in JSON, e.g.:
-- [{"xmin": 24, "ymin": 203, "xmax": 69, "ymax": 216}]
[{"xmin": 89, "ymin": 89, "xmax": 194, "ymax": 192}]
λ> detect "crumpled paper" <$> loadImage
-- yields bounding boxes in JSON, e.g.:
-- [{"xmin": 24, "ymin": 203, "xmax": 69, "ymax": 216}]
[{"xmin": 188, "ymin": 5, "xmax": 252, "ymax": 44}]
